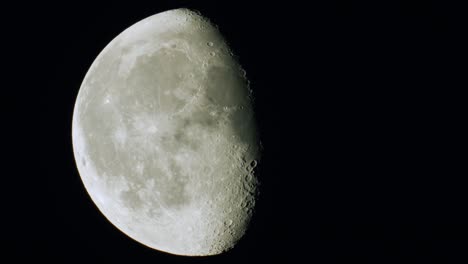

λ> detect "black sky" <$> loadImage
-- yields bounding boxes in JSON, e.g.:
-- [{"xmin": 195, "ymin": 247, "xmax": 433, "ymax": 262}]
[{"xmin": 8, "ymin": 1, "xmax": 465, "ymax": 263}]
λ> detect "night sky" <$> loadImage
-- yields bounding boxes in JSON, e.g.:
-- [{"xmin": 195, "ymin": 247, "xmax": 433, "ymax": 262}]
[{"xmin": 8, "ymin": 1, "xmax": 464, "ymax": 263}]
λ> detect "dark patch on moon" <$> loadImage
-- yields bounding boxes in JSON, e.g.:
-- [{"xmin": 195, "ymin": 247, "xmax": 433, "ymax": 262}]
[
  {"xmin": 205, "ymin": 66, "xmax": 249, "ymax": 107},
  {"xmin": 158, "ymin": 161, "xmax": 190, "ymax": 208},
  {"xmin": 120, "ymin": 188, "xmax": 144, "ymax": 210}
]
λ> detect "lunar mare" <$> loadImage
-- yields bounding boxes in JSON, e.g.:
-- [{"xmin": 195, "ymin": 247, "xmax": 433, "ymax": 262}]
[{"xmin": 72, "ymin": 9, "xmax": 260, "ymax": 256}]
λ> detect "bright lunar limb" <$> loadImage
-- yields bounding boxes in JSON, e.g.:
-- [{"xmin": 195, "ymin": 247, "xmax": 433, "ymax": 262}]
[{"xmin": 72, "ymin": 9, "xmax": 260, "ymax": 256}]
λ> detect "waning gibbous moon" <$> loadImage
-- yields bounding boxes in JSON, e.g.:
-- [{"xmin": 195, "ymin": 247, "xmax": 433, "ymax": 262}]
[{"xmin": 71, "ymin": 8, "xmax": 261, "ymax": 256}]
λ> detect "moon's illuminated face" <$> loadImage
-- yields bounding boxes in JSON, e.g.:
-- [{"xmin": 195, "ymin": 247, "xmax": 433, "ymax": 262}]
[{"xmin": 72, "ymin": 9, "xmax": 260, "ymax": 256}]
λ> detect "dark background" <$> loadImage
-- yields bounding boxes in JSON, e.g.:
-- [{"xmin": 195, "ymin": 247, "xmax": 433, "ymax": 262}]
[{"xmin": 8, "ymin": 0, "xmax": 465, "ymax": 263}]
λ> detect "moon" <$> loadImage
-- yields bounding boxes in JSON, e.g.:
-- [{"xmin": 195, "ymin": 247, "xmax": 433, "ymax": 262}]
[{"xmin": 72, "ymin": 8, "xmax": 260, "ymax": 256}]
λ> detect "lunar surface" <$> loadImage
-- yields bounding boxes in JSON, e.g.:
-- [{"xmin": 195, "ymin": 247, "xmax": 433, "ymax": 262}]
[{"xmin": 72, "ymin": 9, "xmax": 260, "ymax": 256}]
